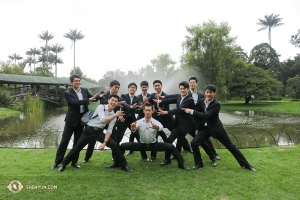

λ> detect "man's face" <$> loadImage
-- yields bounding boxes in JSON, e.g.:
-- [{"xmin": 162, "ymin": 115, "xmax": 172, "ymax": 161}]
[
  {"xmin": 153, "ymin": 83, "xmax": 162, "ymax": 94},
  {"xmin": 143, "ymin": 106, "xmax": 154, "ymax": 118},
  {"xmin": 71, "ymin": 78, "xmax": 81, "ymax": 90},
  {"xmin": 108, "ymin": 97, "xmax": 119, "ymax": 108},
  {"xmin": 128, "ymin": 85, "xmax": 137, "ymax": 95},
  {"xmin": 205, "ymin": 90, "xmax": 216, "ymax": 101},
  {"xmin": 141, "ymin": 85, "xmax": 148, "ymax": 94},
  {"xmin": 179, "ymin": 86, "xmax": 189, "ymax": 96},
  {"xmin": 110, "ymin": 85, "xmax": 120, "ymax": 94},
  {"xmin": 189, "ymin": 79, "xmax": 198, "ymax": 90}
]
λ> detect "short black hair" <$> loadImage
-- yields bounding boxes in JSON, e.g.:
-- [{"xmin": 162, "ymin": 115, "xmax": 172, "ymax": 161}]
[
  {"xmin": 110, "ymin": 80, "xmax": 120, "ymax": 87},
  {"xmin": 153, "ymin": 80, "xmax": 162, "ymax": 85},
  {"xmin": 128, "ymin": 82, "xmax": 137, "ymax": 89},
  {"xmin": 140, "ymin": 81, "xmax": 149, "ymax": 87},
  {"xmin": 143, "ymin": 103, "xmax": 154, "ymax": 110},
  {"xmin": 205, "ymin": 84, "xmax": 217, "ymax": 92},
  {"xmin": 189, "ymin": 77, "xmax": 198, "ymax": 83},
  {"xmin": 109, "ymin": 94, "xmax": 120, "ymax": 100},
  {"xmin": 70, "ymin": 74, "xmax": 81, "ymax": 82},
  {"xmin": 179, "ymin": 81, "xmax": 189, "ymax": 89}
]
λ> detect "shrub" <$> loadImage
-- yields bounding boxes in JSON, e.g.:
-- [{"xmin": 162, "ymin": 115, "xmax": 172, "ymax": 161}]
[
  {"xmin": 270, "ymin": 96, "xmax": 282, "ymax": 100},
  {"xmin": 0, "ymin": 89, "xmax": 14, "ymax": 107}
]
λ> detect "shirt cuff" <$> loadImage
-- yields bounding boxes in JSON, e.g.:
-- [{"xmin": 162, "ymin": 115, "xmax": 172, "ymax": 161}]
[{"xmin": 190, "ymin": 110, "xmax": 194, "ymax": 115}]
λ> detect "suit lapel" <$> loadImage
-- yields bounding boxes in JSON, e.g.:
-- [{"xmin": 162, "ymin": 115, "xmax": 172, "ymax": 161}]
[{"xmin": 69, "ymin": 88, "xmax": 79, "ymax": 100}]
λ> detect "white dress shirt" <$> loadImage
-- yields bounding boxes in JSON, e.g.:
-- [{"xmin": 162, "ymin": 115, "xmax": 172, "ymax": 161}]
[
  {"xmin": 134, "ymin": 117, "xmax": 163, "ymax": 144},
  {"xmin": 87, "ymin": 105, "xmax": 116, "ymax": 134}
]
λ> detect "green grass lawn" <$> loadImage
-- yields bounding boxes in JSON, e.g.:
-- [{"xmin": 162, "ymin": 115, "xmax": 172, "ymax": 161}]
[
  {"xmin": 1, "ymin": 146, "xmax": 299, "ymax": 200},
  {"xmin": 0, "ymin": 108, "xmax": 20, "ymax": 119}
]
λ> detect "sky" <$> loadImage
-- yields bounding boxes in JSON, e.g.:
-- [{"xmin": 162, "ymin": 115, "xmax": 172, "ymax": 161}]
[{"xmin": 1, "ymin": 0, "xmax": 299, "ymax": 81}]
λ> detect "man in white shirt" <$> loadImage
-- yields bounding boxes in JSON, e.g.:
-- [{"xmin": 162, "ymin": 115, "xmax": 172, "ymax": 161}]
[
  {"xmin": 58, "ymin": 94, "xmax": 133, "ymax": 172},
  {"xmin": 120, "ymin": 103, "xmax": 190, "ymax": 170}
]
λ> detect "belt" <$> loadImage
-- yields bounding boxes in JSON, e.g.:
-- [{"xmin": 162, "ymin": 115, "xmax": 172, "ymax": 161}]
[
  {"xmin": 141, "ymin": 143, "xmax": 155, "ymax": 147},
  {"xmin": 86, "ymin": 126, "xmax": 102, "ymax": 131}
]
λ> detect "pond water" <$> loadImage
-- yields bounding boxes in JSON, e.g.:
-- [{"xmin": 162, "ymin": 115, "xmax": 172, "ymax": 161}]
[{"xmin": 0, "ymin": 108, "xmax": 299, "ymax": 149}]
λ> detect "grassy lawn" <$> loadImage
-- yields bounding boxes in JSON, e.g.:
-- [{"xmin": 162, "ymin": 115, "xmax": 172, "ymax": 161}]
[
  {"xmin": 0, "ymin": 108, "xmax": 20, "ymax": 119},
  {"xmin": 1, "ymin": 146, "xmax": 299, "ymax": 200},
  {"xmin": 220, "ymin": 100, "xmax": 300, "ymax": 114}
]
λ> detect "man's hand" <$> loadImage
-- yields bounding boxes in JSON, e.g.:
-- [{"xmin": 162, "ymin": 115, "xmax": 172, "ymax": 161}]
[
  {"xmin": 149, "ymin": 121, "xmax": 159, "ymax": 130},
  {"xmin": 157, "ymin": 108, "xmax": 167, "ymax": 116},
  {"xmin": 153, "ymin": 99, "xmax": 162, "ymax": 104},
  {"xmin": 115, "ymin": 110, "xmax": 125, "ymax": 117},
  {"xmin": 118, "ymin": 115, "xmax": 125, "ymax": 122},
  {"xmin": 89, "ymin": 95, "xmax": 97, "ymax": 101},
  {"xmin": 142, "ymin": 98, "xmax": 149, "ymax": 104},
  {"xmin": 130, "ymin": 122, "xmax": 139, "ymax": 131},
  {"xmin": 99, "ymin": 91, "xmax": 107, "ymax": 98},
  {"xmin": 130, "ymin": 103, "xmax": 138, "ymax": 109},
  {"xmin": 181, "ymin": 108, "xmax": 192, "ymax": 114},
  {"xmin": 195, "ymin": 130, "xmax": 198, "ymax": 135},
  {"xmin": 117, "ymin": 101, "xmax": 125, "ymax": 106},
  {"xmin": 98, "ymin": 143, "xmax": 106, "ymax": 151}
]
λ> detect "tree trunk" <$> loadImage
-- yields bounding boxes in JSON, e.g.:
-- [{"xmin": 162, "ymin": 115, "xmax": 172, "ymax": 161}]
[
  {"xmin": 269, "ymin": 27, "xmax": 271, "ymax": 47},
  {"xmin": 73, "ymin": 41, "xmax": 76, "ymax": 74}
]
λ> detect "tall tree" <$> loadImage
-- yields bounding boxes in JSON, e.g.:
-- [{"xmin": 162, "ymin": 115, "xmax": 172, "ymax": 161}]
[
  {"xmin": 24, "ymin": 57, "xmax": 36, "ymax": 72},
  {"xmin": 290, "ymin": 29, "xmax": 300, "ymax": 48},
  {"xmin": 286, "ymin": 75, "xmax": 300, "ymax": 99},
  {"xmin": 26, "ymin": 47, "xmax": 41, "ymax": 71},
  {"xmin": 64, "ymin": 29, "xmax": 84, "ymax": 74},
  {"xmin": 249, "ymin": 43, "xmax": 281, "ymax": 78},
  {"xmin": 257, "ymin": 14, "xmax": 284, "ymax": 47},
  {"xmin": 37, "ymin": 30, "xmax": 54, "ymax": 65},
  {"xmin": 8, "ymin": 53, "xmax": 23, "ymax": 65},
  {"xmin": 50, "ymin": 44, "xmax": 64, "ymax": 77},
  {"xmin": 182, "ymin": 20, "xmax": 238, "ymax": 99},
  {"xmin": 49, "ymin": 54, "xmax": 63, "ymax": 77}
]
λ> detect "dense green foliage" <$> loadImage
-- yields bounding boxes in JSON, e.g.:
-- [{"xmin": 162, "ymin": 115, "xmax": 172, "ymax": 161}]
[
  {"xmin": 0, "ymin": 89, "xmax": 14, "ymax": 107},
  {"xmin": 23, "ymin": 93, "xmax": 44, "ymax": 112},
  {"xmin": 286, "ymin": 75, "xmax": 300, "ymax": 99}
]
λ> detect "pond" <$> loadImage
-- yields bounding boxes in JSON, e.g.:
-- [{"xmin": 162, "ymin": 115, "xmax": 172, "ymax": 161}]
[{"xmin": 0, "ymin": 108, "xmax": 299, "ymax": 149}]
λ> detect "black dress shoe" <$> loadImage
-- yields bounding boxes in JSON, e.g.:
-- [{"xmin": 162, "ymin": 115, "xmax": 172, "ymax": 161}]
[
  {"xmin": 178, "ymin": 163, "xmax": 190, "ymax": 170},
  {"xmin": 83, "ymin": 159, "xmax": 89, "ymax": 163},
  {"xmin": 184, "ymin": 148, "xmax": 193, "ymax": 153},
  {"xmin": 192, "ymin": 164, "xmax": 203, "ymax": 170},
  {"xmin": 211, "ymin": 159, "xmax": 218, "ymax": 167},
  {"xmin": 121, "ymin": 165, "xmax": 133, "ymax": 172},
  {"xmin": 143, "ymin": 158, "xmax": 150, "ymax": 162},
  {"xmin": 58, "ymin": 165, "xmax": 66, "ymax": 172},
  {"xmin": 106, "ymin": 162, "xmax": 120, "ymax": 168},
  {"xmin": 51, "ymin": 163, "xmax": 58, "ymax": 169},
  {"xmin": 150, "ymin": 157, "xmax": 156, "ymax": 162},
  {"xmin": 125, "ymin": 150, "xmax": 134, "ymax": 156},
  {"xmin": 160, "ymin": 159, "xmax": 171, "ymax": 166},
  {"xmin": 245, "ymin": 165, "xmax": 257, "ymax": 172},
  {"xmin": 215, "ymin": 154, "xmax": 221, "ymax": 160},
  {"xmin": 71, "ymin": 163, "xmax": 81, "ymax": 168}
]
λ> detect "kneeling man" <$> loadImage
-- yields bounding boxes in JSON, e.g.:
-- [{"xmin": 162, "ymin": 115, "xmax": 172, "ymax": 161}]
[
  {"xmin": 58, "ymin": 94, "xmax": 132, "ymax": 172},
  {"xmin": 121, "ymin": 103, "xmax": 190, "ymax": 170}
]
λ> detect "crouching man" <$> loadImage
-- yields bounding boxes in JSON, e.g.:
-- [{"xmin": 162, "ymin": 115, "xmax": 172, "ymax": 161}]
[
  {"xmin": 120, "ymin": 103, "xmax": 190, "ymax": 170},
  {"xmin": 58, "ymin": 94, "xmax": 132, "ymax": 172}
]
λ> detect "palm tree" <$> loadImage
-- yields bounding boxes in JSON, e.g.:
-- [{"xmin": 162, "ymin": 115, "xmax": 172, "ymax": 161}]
[
  {"xmin": 257, "ymin": 14, "xmax": 284, "ymax": 47},
  {"xmin": 8, "ymin": 53, "xmax": 23, "ymax": 65},
  {"xmin": 24, "ymin": 57, "xmax": 36, "ymax": 72},
  {"xmin": 37, "ymin": 30, "xmax": 54, "ymax": 65},
  {"xmin": 26, "ymin": 47, "xmax": 41, "ymax": 71},
  {"xmin": 64, "ymin": 29, "xmax": 84, "ymax": 74},
  {"xmin": 49, "ymin": 54, "xmax": 64, "ymax": 77},
  {"xmin": 50, "ymin": 44, "xmax": 64, "ymax": 77}
]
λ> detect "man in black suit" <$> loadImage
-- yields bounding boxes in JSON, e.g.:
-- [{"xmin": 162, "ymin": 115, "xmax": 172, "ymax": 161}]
[
  {"xmin": 182, "ymin": 84, "xmax": 256, "ymax": 171},
  {"xmin": 51, "ymin": 74, "xmax": 97, "ymax": 169},
  {"xmin": 157, "ymin": 81, "xmax": 217, "ymax": 167},
  {"xmin": 188, "ymin": 77, "xmax": 220, "ymax": 160},
  {"xmin": 83, "ymin": 80, "xmax": 121, "ymax": 163}
]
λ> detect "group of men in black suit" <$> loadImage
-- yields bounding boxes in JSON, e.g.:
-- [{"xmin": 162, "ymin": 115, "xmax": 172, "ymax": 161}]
[{"xmin": 51, "ymin": 74, "xmax": 256, "ymax": 172}]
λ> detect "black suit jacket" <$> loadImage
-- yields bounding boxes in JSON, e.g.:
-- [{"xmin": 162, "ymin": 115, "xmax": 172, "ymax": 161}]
[
  {"xmin": 162, "ymin": 95, "xmax": 195, "ymax": 133},
  {"xmin": 136, "ymin": 93, "xmax": 150, "ymax": 119},
  {"xmin": 189, "ymin": 91, "xmax": 205, "ymax": 110},
  {"xmin": 99, "ymin": 91, "xmax": 130, "ymax": 112},
  {"xmin": 120, "ymin": 93, "xmax": 141, "ymax": 121},
  {"xmin": 193, "ymin": 99, "xmax": 227, "ymax": 138},
  {"xmin": 64, "ymin": 87, "xmax": 93, "ymax": 127}
]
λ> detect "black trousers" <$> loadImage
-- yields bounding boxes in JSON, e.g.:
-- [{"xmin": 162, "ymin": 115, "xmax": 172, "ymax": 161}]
[
  {"xmin": 61, "ymin": 126, "xmax": 127, "ymax": 167},
  {"xmin": 54, "ymin": 120, "xmax": 83, "ymax": 165},
  {"xmin": 166, "ymin": 126, "xmax": 215, "ymax": 160},
  {"xmin": 191, "ymin": 127, "xmax": 250, "ymax": 167},
  {"xmin": 120, "ymin": 142, "xmax": 185, "ymax": 164}
]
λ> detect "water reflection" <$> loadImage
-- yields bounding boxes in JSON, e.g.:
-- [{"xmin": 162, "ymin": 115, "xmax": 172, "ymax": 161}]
[{"xmin": 0, "ymin": 109, "xmax": 299, "ymax": 148}]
